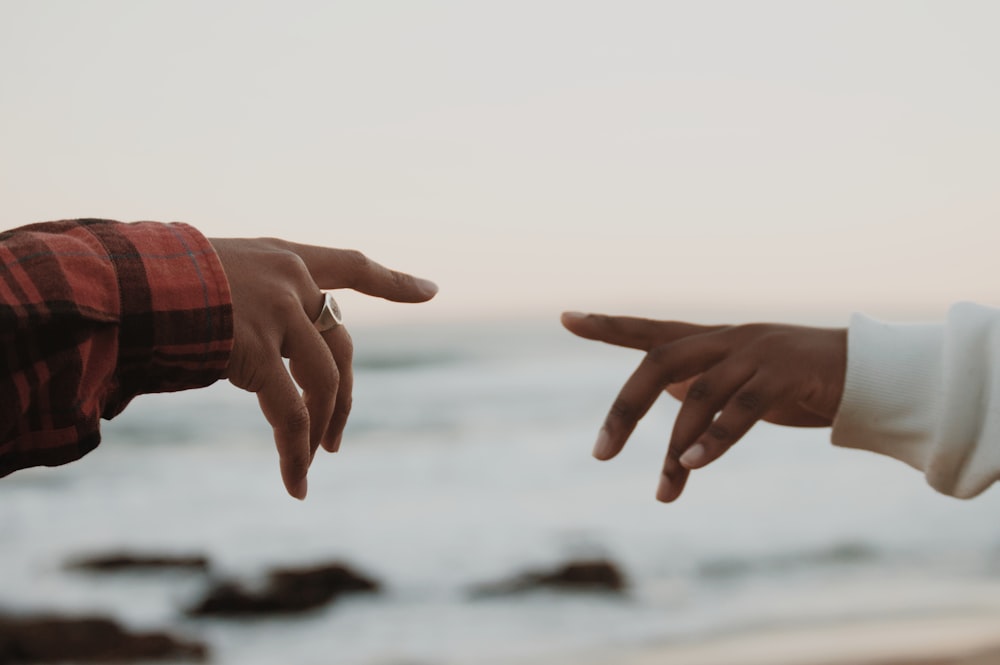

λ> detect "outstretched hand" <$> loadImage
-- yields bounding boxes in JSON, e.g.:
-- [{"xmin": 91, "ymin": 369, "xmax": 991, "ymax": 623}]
[
  {"xmin": 561, "ymin": 312, "xmax": 846, "ymax": 503},
  {"xmin": 210, "ymin": 238, "xmax": 438, "ymax": 500}
]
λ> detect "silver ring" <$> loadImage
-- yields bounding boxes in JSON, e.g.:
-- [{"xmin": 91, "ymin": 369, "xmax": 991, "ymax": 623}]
[{"xmin": 313, "ymin": 292, "xmax": 343, "ymax": 332}]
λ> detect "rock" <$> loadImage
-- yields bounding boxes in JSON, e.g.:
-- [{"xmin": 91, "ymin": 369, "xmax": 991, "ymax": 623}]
[
  {"xmin": 67, "ymin": 551, "xmax": 210, "ymax": 573},
  {"xmin": 188, "ymin": 562, "xmax": 379, "ymax": 617},
  {"xmin": 268, "ymin": 562, "xmax": 379, "ymax": 596},
  {"xmin": 0, "ymin": 614, "xmax": 207, "ymax": 663},
  {"xmin": 470, "ymin": 559, "xmax": 627, "ymax": 597}
]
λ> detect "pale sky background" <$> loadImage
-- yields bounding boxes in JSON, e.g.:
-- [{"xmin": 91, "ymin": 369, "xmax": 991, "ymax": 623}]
[{"xmin": 1, "ymin": 1, "xmax": 998, "ymax": 325}]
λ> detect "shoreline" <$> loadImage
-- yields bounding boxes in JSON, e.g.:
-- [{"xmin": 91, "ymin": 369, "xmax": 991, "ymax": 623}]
[{"xmin": 548, "ymin": 612, "xmax": 1000, "ymax": 665}]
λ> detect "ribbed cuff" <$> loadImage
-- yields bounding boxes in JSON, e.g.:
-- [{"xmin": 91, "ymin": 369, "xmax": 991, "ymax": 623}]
[{"xmin": 831, "ymin": 313, "xmax": 944, "ymax": 474}]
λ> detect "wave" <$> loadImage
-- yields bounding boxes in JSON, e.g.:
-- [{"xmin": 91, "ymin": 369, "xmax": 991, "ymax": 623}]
[
  {"xmin": 698, "ymin": 542, "xmax": 878, "ymax": 580},
  {"xmin": 353, "ymin": 350, "xmax": 467, "ymax": 372}
]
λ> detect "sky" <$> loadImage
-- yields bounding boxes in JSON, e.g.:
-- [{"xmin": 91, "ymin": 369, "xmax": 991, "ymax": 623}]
[{"xmin": 1, "ymin": 1, "xmax": 998, "ymax": 325}]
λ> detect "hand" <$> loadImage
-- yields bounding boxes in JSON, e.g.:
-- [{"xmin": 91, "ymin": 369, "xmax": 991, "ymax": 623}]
[
  {"xmin": 561, "ymin": 312, "xmax": 847, "ymax": 503},
  {"xmin": 210, "ymin": 238, "xmax": 438, "ymax": 500}
]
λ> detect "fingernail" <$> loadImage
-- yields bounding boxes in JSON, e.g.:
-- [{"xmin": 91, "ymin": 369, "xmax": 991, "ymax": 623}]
[
  {"xmin": 680, "ymin": 443, "xmax": 707, "ymax": 469},
  {"xmin": 416, "ymin": 278, "xmax": 439, "ymax": 295},
  {"xmin": 592, "ymin": 429, "xmax": 615, "ymax": 460},
  {"xmin": 656, "ymin": 474, "xmax": 673, "ymax": 503},
  {"xmin": 293, "ymin": 477, "xmax": 308, "ymax": 501},
  {"xmin": 332, "ymin": 432, "xmax": 343, "ymax": 453},
  {"xmin": 562, "ymin": 311, "xmax": 588, "ymax": 321}
]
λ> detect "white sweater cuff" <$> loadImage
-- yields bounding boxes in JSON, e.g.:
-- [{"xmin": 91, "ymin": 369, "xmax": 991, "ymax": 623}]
[
  {"xmin": 831, "ymin": 314, "xmax": 945, "ymax": 484},
  {"xmin": 832, "ymin": 303, "xmax": 1000, "ymax": 498}
]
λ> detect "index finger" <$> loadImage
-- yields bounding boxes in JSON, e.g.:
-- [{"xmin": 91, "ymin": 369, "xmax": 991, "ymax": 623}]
[
  {"xmin": 286, "ymin": 243, "xmax": 438, "ymax": 303},
  {"xmin": 561, "ymin": 312, "xmax": 724, "ymax": 351}
]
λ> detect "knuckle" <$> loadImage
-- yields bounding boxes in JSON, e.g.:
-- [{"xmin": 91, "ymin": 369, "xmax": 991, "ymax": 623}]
[
  {"xmin": 733, "ymin": 390, "xmax": 764, "ymax": 414},
  {"xmin": 705, "ymin": 422, "xmax": 733, "ymax": 444},
  {"xmin": 314, "ymin": 362, "xmax": 339, "ymax": 391},
  {"xmin": 732, "ymin": 322, "xmax": 769, "ymax": 338},
  {"xmin": 282, "ymin": 453, "xmax": 309, "ymax": 478},
  {"xmin": 716, "ymin": 324, "xmax": 741, "ymax": 340},
  {"xmin": 339, "ymin": 337, "xmax": 355, "ymax": 363},
  {"xmin": 647, "ymin": 345, "xmax": 671, "ymax": 365},
  {"xmin": 590, "ymin": 313, "xmax": 618, "ymax": 330},
  {"xmin": 339, "ymin": 249, "xmax": 371, "ymax": 287},
  {"xmin": 645, "ymin": 347, "xmax": 684, "ymax": 384},
  {"xmin": 686, "ymin": 379, "xmax": 712, "ymax": 401},
  {"xmin": 256, "ymin": 236, "xmax": 286, "ymax": 250},
  {"xmin": 645, "ymin": 346, "xmax": 678, "ymax": 382},
  {"xmin": 345, "ymin": 248, "xmax": 367, "ymax": 263},
  {"xmin": 343, "ymin": 249, "xmax": 370, "ymax": 271},
  {"xmin": 272, "ymin": 288, "xmax": 304, "ymax": 318},
  {"xmin": 591, "ymin": 313, "xmax": 640, "ymax": 340},
  {"xmin": 337, "ymin": 394, "xmax": 354, "ymax": 417},
  {"xmin": 607, "ymin": 398, "xmax": 639, "ymax": 426},
  {"xmin": 272, "ymin": 248, "xmax": 310, "ymax": 278},
  {"xmin": 304, "ymin": 354, "xmax": 338, "ymax": 391},
  {"xmin": 267, "ymin": 251, "xmax": 316, "ymax": 298},
  {"xmin": 389, "ymin": 269, "xmax": 411, "ymax": 291},
  {"xmin": 282, "ymin": 406, "xmax": 311, "ymax": 433}
]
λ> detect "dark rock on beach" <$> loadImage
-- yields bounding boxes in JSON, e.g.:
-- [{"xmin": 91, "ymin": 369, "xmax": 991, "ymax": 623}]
[
  {"xmin": 67, "ymin": 551, "xmax": 210, "ymax": 573},
  {"xmin": 187, "ymin": 562, "xmax": 379, "ymax": 617},
  {"xmin": 470, "ymin": 559, "xmax": 627, "ymax": 597},
  {"xmin": 0, "ymin": 614, "xmax": 207, "ymax": 663}
]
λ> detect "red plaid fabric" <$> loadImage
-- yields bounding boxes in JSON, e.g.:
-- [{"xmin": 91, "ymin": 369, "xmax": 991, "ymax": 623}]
[{"xmin": 0, "ymin": 219, "xmax": 233, "ymax": 476}]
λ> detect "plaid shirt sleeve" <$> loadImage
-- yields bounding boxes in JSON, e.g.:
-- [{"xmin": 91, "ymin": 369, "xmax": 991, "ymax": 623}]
[{"xmin": 0, "ymin": 219, "xmax": 234, "ymax": 476}]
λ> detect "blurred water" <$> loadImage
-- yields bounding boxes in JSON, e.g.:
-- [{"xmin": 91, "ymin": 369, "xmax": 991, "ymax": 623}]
[{"xmin": 3, "ymin": 320, "xmax": 1000, "ymax": 664}]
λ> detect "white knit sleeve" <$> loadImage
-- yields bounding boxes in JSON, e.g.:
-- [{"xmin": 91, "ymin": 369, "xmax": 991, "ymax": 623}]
[{"xmin": 831, "ymin": 302, "xmax": 1000, "ymax": 499}]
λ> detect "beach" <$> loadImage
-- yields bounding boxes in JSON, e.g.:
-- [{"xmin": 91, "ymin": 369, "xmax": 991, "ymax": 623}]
[
  {"xmin": 577, "ymin": 614, "xmax": 1000, "ymax": 665},
  {"xmin": 3, "ymin": 321, "xmax": 1000, "ymax": 664}
]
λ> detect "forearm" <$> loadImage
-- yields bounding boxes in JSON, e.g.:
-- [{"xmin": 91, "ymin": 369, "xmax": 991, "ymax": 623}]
[
  {"xmin": 832, "ymin": 302, "xmax": 1000, "ymax": 498},
  {"xmin": 0, "ymin": 219, "xmax": 233, "ymax": 476}
]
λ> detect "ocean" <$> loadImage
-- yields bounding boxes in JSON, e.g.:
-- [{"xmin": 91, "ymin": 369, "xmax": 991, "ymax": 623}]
[{"xmin": 3, "ymin": 319, "xmax": 1000, "ymax": 664}]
